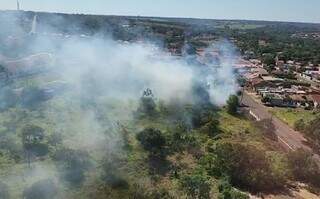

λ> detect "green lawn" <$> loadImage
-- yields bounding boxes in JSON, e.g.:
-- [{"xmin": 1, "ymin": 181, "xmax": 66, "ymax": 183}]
[
  {"xmin": 218, "ymin": 109, "xmax": 257, "ymax": 135},
  {"xmin": 269, "ymin": 108, "xmax": 320, "ymax": 128}
]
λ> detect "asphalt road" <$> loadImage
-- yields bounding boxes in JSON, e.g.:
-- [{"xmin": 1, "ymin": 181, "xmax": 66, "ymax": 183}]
[{"xmin": 242, "ymin": 91, "xmax": 314, "ymax": 152}]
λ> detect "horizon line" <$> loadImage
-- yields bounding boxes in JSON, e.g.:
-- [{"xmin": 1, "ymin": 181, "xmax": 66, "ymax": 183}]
[{"xmin": 1, "ymin": 9, "xmax": 320, "ymax": 25}]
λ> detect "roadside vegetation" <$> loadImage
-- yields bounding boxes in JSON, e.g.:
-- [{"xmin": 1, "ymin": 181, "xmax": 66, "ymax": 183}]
[
  {"xmin": 269, "ymin": 107, "xmax": 320, "ymax": 128},
  {"xmin": 1, "ymin": 81, "xmax": 320, "ymax": 199},
  {"xmin": 268, "ymin": 107, "xmax": 320, "ymax": 154}
]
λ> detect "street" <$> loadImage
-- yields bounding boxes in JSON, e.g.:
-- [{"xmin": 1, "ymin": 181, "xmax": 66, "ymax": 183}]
[{"xmin": 242, "ymin": 91, "xmax": 320, "ymax": 163}]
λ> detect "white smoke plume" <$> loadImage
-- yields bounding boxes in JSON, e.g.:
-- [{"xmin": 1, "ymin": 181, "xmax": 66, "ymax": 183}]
[
  {"xmin": 27, "ymin": 36, "xmax": 238, "ymax": 105},
  {"xmin": 0, "ymin": 11, "xmax": 239, "ymax": 198}
]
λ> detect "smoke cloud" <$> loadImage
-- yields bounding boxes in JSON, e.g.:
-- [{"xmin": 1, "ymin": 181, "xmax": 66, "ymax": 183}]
[{"xmin": 0, "ymin": 11, "xmax": 239, "ymax": 198}]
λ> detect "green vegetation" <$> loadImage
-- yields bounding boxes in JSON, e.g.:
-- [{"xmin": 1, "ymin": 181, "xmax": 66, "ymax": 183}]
[
  {"xmin": 1, "ymin": 11, "xmax": 320, "ymax": 198},
  {"xmin": 1, "ymin": 84, "xmax": 319, "ymax": 198},
  {"xmin": 302, "ymin": 117, "xmax": 320, "ymax": 152},
  {"xmin": 136, "ymin": 128, "xmax": 167, "ymax": 157},
  {"xmin": 226, "ymin": 95, "xmax": 239, "ymax": 115},
  {"xmin": 227, "ymin": 23, "xmax": 320, "ymax": 65},
  {"xmin": 180, "ymin": 171, "xmax": 211, "ymax": 199},
  {"xmin": 269, "ymin": 108, "xmax": 320, "ymax": 153},
  {"xmin": 269, "ymin": 108, "xmax": 319, "ymax": 128},
  {"xmin": 52, "ymin": 148, "xmax": 92, "ymax": 186},
  {"xmin": 136, "ymin": 95, "xmax": 158, "ymax": 118},
  {"xmin": 218, "ymin": 109, "xmax": 255, "ymax": 134},
  {"xmin": 288, "ymin": 149, "xmax": 320, "ymax": 188},
  {"xmin": 218, "ymin": 178, "xmax": 249, "ymax": 199},
  {"xmin": 202, "ymin": 141, "xmax": 289, "ymax": 192}
]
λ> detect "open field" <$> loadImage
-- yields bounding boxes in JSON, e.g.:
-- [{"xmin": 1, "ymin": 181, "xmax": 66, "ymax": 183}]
[{"xmin": 269, "ymin": 108, "xmax": 320, "ymax": 128}]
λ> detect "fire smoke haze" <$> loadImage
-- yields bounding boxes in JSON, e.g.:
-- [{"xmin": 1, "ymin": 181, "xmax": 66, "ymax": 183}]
[
  {"xmin": 51, "ymin": 37, "xmax": 238, "ymax": 105},
  {"xmin": 0, "ymin": 12, "xmax": 240, "ymax": 160},
  {"xmin": 0, "ymin": 12, "xmax": 239, "ymax": 198},
  {"xmin": 0, "ymin": 13, "xmax": 239, "ymax": 106}
]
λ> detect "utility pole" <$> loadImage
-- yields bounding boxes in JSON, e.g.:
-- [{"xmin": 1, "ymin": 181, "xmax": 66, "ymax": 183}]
[
  {"xmin": 240, "ymin": 84, "xmax": 245, "ymax": 106},
  {"xmin": 17, "ymin": 0, "xmax": 20, "ymax": 11}
]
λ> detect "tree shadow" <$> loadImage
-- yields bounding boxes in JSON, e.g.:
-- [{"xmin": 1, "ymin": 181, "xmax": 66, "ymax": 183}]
[{"xmin": 147, "ymin": 155, "xmax": 172, "ymax": 176}]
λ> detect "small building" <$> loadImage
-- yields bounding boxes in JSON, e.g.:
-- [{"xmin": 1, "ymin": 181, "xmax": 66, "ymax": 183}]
[
  {"xmin": 261, "ymin": 75, "xmax": 283, "ymax": 81},
  {"xmin": 252, "ymin": 68, "xmax": 269, "ymax": 76},
  {"xmin": 258, "ymin": 40, "xmax": 267, "ymax": 46},
  {"xmin": 264, "ymin": 94, "xmax": 295, "ymax": 107},
  {"xmin": 290, "ymin": 95, "xmax": 313, "ymax": 108}
]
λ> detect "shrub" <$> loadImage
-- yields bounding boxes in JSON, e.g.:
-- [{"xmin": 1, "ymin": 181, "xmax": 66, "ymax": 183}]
[
  {"xmin": 136, "ymin": 96, "xmax": 157, "ymax": 118},
  {"xmin": 101, "ymin": 154, "xmax": 129, "ymax": 189},
  {"xmin": 136, "ymin": 128, "xmax": 166, "ymax": 156},
  {"xmin": 200, "ymin": 118, "xmax": 220, "ymax": 137},
  {"xmin": 180, "ymin": 172, "xmax": 211, "ymax": 199},
  {"xmin": 226, "ymin": 95, "xmax": 239, "ymax": 115},
  {"xmin": 21, "ymin": 125, "xmax": 49, "ymax": 158},
  {"xmin": 304, "ymin": 118, "xmax": 320, "ymax": 151},
  {"xmin": 294, "ymin": 119, "xmax": 305, "ymax": 131},
  {"xmin": 218, "ymin": 177, "xmax": 249, "ymax": 199},
  {"xmin": 168, "ymin": 122, "xmax": 197, "ymax": 152},
  {"xmin": 209, "ymin": 141, "xmax": 288, "ymax": 192},
  {"xmin": 287, "ymin": 149, "xmax": 320, "ymax": 187}
]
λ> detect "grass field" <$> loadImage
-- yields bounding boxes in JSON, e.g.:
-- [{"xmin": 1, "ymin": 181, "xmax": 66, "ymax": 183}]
[
  {"xmin": 218, "ymin": 110, "xmax": 255, "ymax": 134},
  {"xmin": 269, "ymin": 108, "xmax": 320, "ymax": 128}
]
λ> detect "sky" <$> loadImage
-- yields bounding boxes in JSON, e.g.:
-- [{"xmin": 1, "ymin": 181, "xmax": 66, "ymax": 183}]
[{"xmin": 0, "ymin": 0, "xmax": 319, "ymax": 23}]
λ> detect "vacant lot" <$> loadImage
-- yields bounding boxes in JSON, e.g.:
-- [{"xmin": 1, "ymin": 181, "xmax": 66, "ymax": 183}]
[{"xmin": 269, "ymin": 108, "xmax": 320, "ymax": 128}]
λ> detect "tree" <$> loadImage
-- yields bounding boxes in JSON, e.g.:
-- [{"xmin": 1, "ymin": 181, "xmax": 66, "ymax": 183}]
[
  {"xmin": 262, "ymin": 54, "xmax": 275, "ymax": 66},
  {"xmin": 294, "ymin": 119, "xmax": 305, "ymax": 132},
  {"xmin": 136, "ymin": 128, "xmax": 166, "ymax": 156},
  {"xmin": 226, "ymin": 95, "xmax": 239, "ymax": 115},
  {"xmin": 261, "ymin": 96, "xmax": 271, "ymax": 104},
  {"xmin": 218, "ymin": 177, "xmax": 233, "ymax": 199},
  {"xmin": 136, "ymin": 95, "xmax": 157, "ymax": 118},
  {"xmin": 168, "ymin": 122, "xmax": 188, "ymax": 152},
  {"xmin": 180, "ymin": 172, "xmax": 211, "ymax": 199},
  {"xmin": 190, "ymin": 106, "xmax": 217, "ymax": 129},
  {"xmin": 23, "ymin": 179, "xmax": 57, "ymax": 199},
  {"xmin": 21, "ymin": 125, "xmax": 48, "ymax": 165},
  {"xmin": 52, "ymin": 148, "xmax": 91, "ymax": 186}
]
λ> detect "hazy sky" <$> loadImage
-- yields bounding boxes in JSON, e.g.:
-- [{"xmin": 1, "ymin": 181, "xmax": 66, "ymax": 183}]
[{"xmin": 1, "ymin": 0, "xmax": 319, "ymax": 23}]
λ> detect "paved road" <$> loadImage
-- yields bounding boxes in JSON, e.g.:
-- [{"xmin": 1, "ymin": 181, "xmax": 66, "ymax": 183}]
[{"xmin": 242, "ymin": 91, "xmax": 314, "ymax": 152}]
